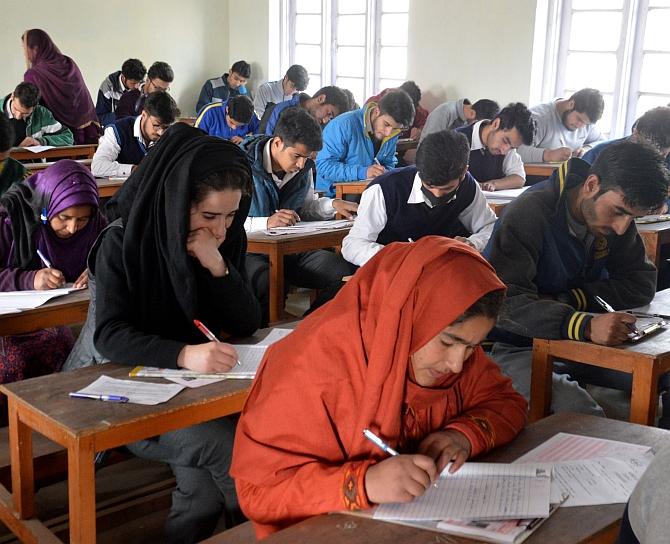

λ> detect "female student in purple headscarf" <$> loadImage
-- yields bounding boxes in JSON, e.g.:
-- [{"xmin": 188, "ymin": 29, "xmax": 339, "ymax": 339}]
[
  {"xmin": 0, "ymin": 159, "xmax": 105, "ymax": 423},
  {"xmin": 22, "ymin": 29, "xmax": 100, "ymax": 144}
]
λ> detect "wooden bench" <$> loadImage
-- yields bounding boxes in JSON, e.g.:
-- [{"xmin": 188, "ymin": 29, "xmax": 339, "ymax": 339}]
[{"xmin": 24, "ymin": 159, "xmax": 92, "ymax": 172}]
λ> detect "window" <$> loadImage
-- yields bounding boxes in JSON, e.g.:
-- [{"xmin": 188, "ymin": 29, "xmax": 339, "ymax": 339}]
[
  {"xmin": 284, "ymin": 0, "xmax": 409, "ymax": 106},
  {"xmin": 535, "ymin": 0, "xmax": 670, "ymax": 138}
]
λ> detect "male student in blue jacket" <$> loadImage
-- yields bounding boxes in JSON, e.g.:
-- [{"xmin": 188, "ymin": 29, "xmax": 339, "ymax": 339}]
[
  {"xmin": 195, "ymin": 95, "xmax": 259, "ymax": 144},
  {"xmin": 315, "ymin": 89, "xmax": 415, "ymax": 197}
]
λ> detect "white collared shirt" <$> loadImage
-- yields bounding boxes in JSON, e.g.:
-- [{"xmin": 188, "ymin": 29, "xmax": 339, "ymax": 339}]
[
  {"xmin": 244, "ymin": 140, "xmax": 335, "ymax": 232},
  {"xmin": 341, "ymin": 172, "xmax": 497, "ymax": 266},
  {"xmin": 469, "ymin": 120, "xmax": 526, "ymax": 180},
  {"xmin": 91, "ymin": 116, "xmax": 152, "ymax": 177}
]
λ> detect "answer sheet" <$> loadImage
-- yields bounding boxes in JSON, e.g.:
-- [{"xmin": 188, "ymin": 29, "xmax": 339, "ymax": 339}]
[
  {"xmin": 374, "ymin": 463, "xmax": 551, "ymax": 521},
  {"xmin": 0, "ymin": 286, "xmax": 82, "ymax": 311},
  {"xmin": 74, "ymin": 375, "xmax": 184, "ymax": 405}
]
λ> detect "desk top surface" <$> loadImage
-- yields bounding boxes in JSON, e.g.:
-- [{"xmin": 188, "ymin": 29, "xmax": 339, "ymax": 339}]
[
  {"xmin": 636, "ymin": 220, "xmax": 670, "ymax": 233},
  {"xmin": 254, "ymin": 413, "xmax": 670, "ymax": 544},
  {"xmin": 247, "ymin": 228, "xmax": 351, "ymax": 243}
]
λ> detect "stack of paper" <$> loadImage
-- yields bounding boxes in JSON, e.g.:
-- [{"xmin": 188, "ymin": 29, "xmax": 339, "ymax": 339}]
[
  {"xmin": 374, "ymin": 463, "xmax": 552, "ymax": 522},
  {"xmin": 482, "ymin": 187, "xmax": 529, "ymax": 200},
  {"xmin": 265, "ymin": 219, "xmax": 353, "ymax": 235},
  {"xmin": 129, "ymin": 328, "xmax": 293, "ymax": 387},
  {"xmin": 514, "ymin": 433, "xmax": 653, "ymax": 507},
  {"xmin": 0, "ymin": 286, "xmax": 82, "ymax": 314},
  {"xmin": 14, "ymin": 145, "xmax": 55, "ymax": 153}
]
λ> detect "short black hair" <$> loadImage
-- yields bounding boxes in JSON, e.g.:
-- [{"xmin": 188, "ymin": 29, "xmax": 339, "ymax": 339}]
[
  {"xmin": 399, "ymin": 81, "xmax": 421, "ymax": 107},
  {"xmin": 313, "ymin": 86, "xmax": 350, "ymax": 115},
  {"xmin": 285, "ymin": 65, "xmax": 309, "ymax": 91},
  {"xmin": 342, "ymin": 88, "xmax": 359, "ymax": 110},
  {"xmin": 635, "ymin": 107, "xmax": 670, "ymax": 150},
  {"xmin": 496, "ymin": 102, "xmax": 535, "ymax": 145},
  {"xmin": 121, "ymin": 58, "xmax": 146, "ymax": 81},
  {"xmin": 472, "ymin": 99, "xmax": 500, "ymax": 121},
  {"xmin": 0, "ymin": 114, "xmax": 14, "ymax": 153},
  {"xmin": 147, "ymin": 61, "xmax": 174, "ymax": 83},
  {"xmin": 231, "ymin": 60, "xmax": 251, "ymax": 79},
  {"xmin": 227, "ymin": 95, "xmax": 255, "ymax": 124},
  {"xmin": 416, "ymin": 130, "xmax": 470, "ymax": 186},
  {"xmin": 13, "ymin": 82, "xmax": 40, "ymax": 108},
  {"xmin": 143, "ymin": 91, "xmax": 180, "ymax": 124},
  {"xmin": 274, "ymin": 107, "xmax": 323, "ymax": 153},
  {"xmin": 378, "ymin": 89, "xmax": 415, "ymax": 128},
  {"xmin": 590, "ymin": 140, "xmax": 669, "ymax": 212},
  {"xmin": 570, "ymin": 88, "xmax": 604, "ymax": 123},
  {"xmin": 454, "ymin": 289, "xmax": 505, "ymax": 324}
]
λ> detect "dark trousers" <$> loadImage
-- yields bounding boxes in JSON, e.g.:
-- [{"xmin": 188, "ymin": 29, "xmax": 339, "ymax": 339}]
[
  {"xmin": 126, "ymin": 417, "xmax": 241, "ymax": 544},
  {"xmin": 246, "ymin": 250, "xmax": 355, "ymax": 325}
]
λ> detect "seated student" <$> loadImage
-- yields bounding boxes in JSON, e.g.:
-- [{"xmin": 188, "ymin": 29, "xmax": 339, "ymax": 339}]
[
  {"xmin": 366, "ymin": 81, "xmax": 429, "ymax": 140},
  {"xmin": 231, "ymin": 236, "xmax": 527, "ymax": 538},
  {"xmin": 253, "ymin": 64, "xmax": 309, "ymax": 118},
  {"xmin": 0, "ymin": 160, "xmax": 104, "ymax": 424},
  {"xmin": 456, "ymin": 102, "xmax": 535, "ymax": 191},
  {"xmin": 22, "ymin": 29, "xmax": 100, "ymax": 144},
  {"xmin": 518, "ymin": 88, "xmax": 605, "ymax": 164},
  {"xmin": 583, "ymin": 106, "xmax": 670, "ymax": 165},
  {"xmin": 484, "ymin": 142, "xmax": 670, "ymax": 418},
  {"xmin": 95, "ymin": 58, "xmax": 147, "ymax": 126},
  {"xmin": 2, "ymin": 82, "xmax": 74, "ymax": 147},
  {"xmin": 263, "ymin": 85, "xmax": 350, "ymax": 136},
  {"xmin": 618, "ymin": 444, "xmax": 670, "ymax": 544},
  {"xmin": 115, "ymin": 61, "xmax": 174, "ymax": 119},
  {"xmin": 420, "ymin": 98, "xmax": 500, "ymax": 142},
  {"xmin": 342, "ymin": 130, "xmax": 496, "ymax": 267},
  {"xmin": 84, "ymin": 124, "xmax": 260, "ymax": 543},
  {"xmin": 0, "ymin": 115, "xmax": 27, "ymax": 195},
  {"xmin": 242, "ymin": 108, "xmax": 356, "ymax": 325},
  {"xmin": 195, "ymin": 95, "xmax": 259, "ymax": 144},
  {"xmin": 315, "ymin": 90, "xmax": 415, "ymax": 198},
  {"xmin": 92, "ymin": 91, "xmax": 180, "ymax": 177},
  {"xmin": 196, "ymin": 60, "xmax": 250, "ymax": 115}
]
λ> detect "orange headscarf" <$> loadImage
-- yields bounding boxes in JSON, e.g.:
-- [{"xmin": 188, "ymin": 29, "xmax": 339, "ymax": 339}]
[{"xmin": 233, "ymin": 236, "xmax": 506, "ymax": 474}]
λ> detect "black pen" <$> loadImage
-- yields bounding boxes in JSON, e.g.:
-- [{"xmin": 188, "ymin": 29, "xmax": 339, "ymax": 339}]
[{"xmin": 627, "ymin": 311, "xmax": 670, "ymax": 320}]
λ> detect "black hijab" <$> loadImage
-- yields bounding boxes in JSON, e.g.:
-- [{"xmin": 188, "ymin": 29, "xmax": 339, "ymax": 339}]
[{"xmin": 105, "ymin": 123, "xmax": 253, "ymax": 326}]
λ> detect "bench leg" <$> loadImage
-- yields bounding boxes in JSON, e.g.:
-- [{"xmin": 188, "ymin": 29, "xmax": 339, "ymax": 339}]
[
  {"xmin": 68, "ymin": 438, "xmax": 97, "ymax": 543},
  {"xmin": 8, "ymin": 399, "xmax": 34, "ymax": 519},
  {"xmin": 530, "ymin": 340, "xmax": 554, "ymax": 422},
  {"xmin": 630, "ymin": 364, "xmax": 658, "ymax": 426}
]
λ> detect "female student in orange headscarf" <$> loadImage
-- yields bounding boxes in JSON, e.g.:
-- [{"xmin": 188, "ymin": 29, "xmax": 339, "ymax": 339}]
[{"xmin": 231, "ymin": 236, "xmax": 527, "ymax": 539}]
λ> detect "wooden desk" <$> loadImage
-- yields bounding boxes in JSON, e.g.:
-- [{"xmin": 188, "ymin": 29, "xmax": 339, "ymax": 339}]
[
  {"xmin": 487, "ymin": 198, "xmax": 512, "ymax": 216},
  {"xmin": 24, "ymin": 159, "xmax": 92, "ymax": 173},
  {"xmin": 247, "ymin": 229, "xmax": 350, "ymax": 323},
  {"xmin": 524, "ymin": 162, "xmax": 560, "ymax": 178},
  {"xmin": 10, "ymin": 144, "xmax": 97, "ymax": 163},
  {"xmin": 206, "ymin": 413, "xmax": 670, "ymax": 544},
  {"xmin": 0, "ymin": 361, "xmax": 253, "ymax": 543},
  {"xmin": 334, "ymin": 181, "xmax": 369, "ymax": 201},
  {"xmin": 530, "ymin": 289, "xmax": 670, "ymax": 425},
  {"xmin": 396, "ymin": 138, "xmax": 418, "ymax": 154},
  {"xmin": 96, "ymin": 178, "xmax": 125, "ymax": 198},
  {"xmin": 0, "ymin": 289, "xmax": 90, "ymax": 336},
  {"xmin": 637, "ymin": 220, "xmax": 670, "ymax": 267}
]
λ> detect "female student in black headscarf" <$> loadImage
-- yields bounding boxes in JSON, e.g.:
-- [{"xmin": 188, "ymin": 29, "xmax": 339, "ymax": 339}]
[{"xmin": 87, "ymin": 123, "xmax": 261, "ymax": 543}]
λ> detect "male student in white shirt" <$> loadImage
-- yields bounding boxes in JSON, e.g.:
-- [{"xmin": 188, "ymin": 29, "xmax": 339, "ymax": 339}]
[{"xmin": 342, "ymin": 130, "xmax": 497, "ymax": 267}]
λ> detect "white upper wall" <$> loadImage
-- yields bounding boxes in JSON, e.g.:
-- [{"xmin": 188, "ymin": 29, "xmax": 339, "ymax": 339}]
[
  {"xmin": 0, "ymin": 0, "xmax": 230, "ymax": 116},
  {"xmin": 407, "ymin": 0, "xmax": 538, "ymax": 110}
]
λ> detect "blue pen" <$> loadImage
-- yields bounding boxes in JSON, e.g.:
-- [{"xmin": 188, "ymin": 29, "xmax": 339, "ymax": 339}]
[
  {"xmin": 69, "ymin": 392, "xmax": 129, "ymax": 403},
  {"xmin": 36, "ymin": 249, "xmax": 52, "ymax": 268}
]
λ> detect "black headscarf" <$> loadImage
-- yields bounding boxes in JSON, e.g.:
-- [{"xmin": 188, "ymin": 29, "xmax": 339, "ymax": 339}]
[{"xmin": 104, "ymin": 123, "xmax": 253, "ymax": 325}]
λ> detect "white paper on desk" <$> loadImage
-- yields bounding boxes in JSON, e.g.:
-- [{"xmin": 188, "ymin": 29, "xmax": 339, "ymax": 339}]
[
  {"xmin": 76, "ymin": 375, "xmax": 184, "ymax": 405},
  {"xmin": 15, "ymin": 145, "xmax": 55, "ymax": 153},
  {"xmin": 482, "ymin": 187, "xmax": 529, "ymax": 199},
  {"xmin": 374, "ymin": 462, "xmax": 551, "ymax": 522},
  {"xmin": 551, "ymin": 456, "xmax": 651, "ymax": 507},
  {"xmin": 265, "ymin": 219, "xmax": 353, "ymax": 235},
  {"xmin": 0, "ymin": 286, "xmax": 82, "ymax": 311},
  {"xmin": 514, "ymin": 432, "xmax": 651, "ymax": 463}
]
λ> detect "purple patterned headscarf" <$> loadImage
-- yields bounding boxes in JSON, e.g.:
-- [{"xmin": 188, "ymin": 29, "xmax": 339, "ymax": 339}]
[
  {"xmin": 0, "ymin": 160, "xmax": 105, "ymax": 281},
  {"xmin": 23, "ymin": 29, "xmax": 98, "ymax": 129}
]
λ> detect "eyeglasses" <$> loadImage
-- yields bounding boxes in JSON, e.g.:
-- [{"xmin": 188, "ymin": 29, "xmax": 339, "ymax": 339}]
[{"xmin": 149, "ymin": 78, "xmax": 170, "ymax": 92}]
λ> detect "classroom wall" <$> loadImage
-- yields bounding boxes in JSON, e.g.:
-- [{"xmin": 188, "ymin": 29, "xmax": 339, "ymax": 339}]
[
  {"xmin": 407, "ymin": 0, "xmax": 538, "ymax": 110},
  {"xmin": 228, "ymin": 0, "xmax": 271, "ymax": 94},
  {"xmin": 0, "ymin": 0, "xmax": 231, "ymax": 117}
]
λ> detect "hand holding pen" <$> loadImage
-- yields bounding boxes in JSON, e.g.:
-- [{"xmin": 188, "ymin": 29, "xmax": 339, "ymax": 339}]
[
  {"xmin": 591, "ymin": 295, "xmax": 639, "ymax": 345},
  {"xmin": 366, "ymin": 159, "xmax": 386, "ymax": 179},
  {"xmin": 33, "ymin": 249, "xmax": 65, "ymax": 290},
  {"xmin": 363, "ymin": 428, "xmax": 438, "ymax": 504},
  {"xmin": 174, "ymin": 320, "xmax": 240, "ymax": 374}
]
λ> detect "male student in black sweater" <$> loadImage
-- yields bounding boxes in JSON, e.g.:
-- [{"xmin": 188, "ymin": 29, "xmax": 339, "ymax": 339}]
[{"xmin": 456, "ymin": 102, "xmax": 535, "ymax": 191}]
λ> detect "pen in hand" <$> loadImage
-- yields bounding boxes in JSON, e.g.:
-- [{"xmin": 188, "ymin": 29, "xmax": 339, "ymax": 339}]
[
  {"xmin": 193, "ymin": 319, "xmax": 242, "ymax": 365},
  {"xmin": 594, "ymin": 295, "xmax": 640, "ymax": 335},
  {"xmin": 36, "ymin": 249, "xmax": 52, "ymax": 268}
]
